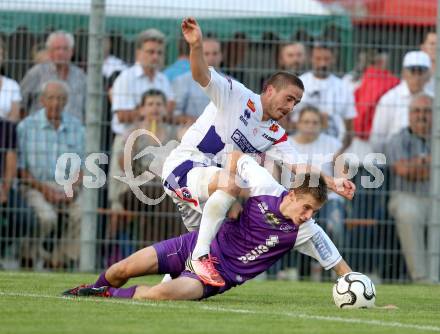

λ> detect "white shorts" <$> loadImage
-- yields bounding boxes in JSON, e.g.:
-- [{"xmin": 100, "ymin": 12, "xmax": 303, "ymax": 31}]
[{"xmin": 163, "ymin": 159, "xmax": 221, "ymax": 231}]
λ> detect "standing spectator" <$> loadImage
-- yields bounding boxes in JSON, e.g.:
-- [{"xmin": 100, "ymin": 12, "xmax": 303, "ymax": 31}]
[
  {"xmin": 172, "ymin": 37, "xmax": 223, "ymax": 125},
  {"xmin": 164, "ymin": 36, "xmax": 190, "ymax": 82},
  {"xmin": 31, "ymin": 42, "xmax": 49, "ymax": 66},
  {"xmin": 370, "ymin": 51, "xmax": 431, "ymax": 153},
  {"xmin": 353, "ymin": 50, "xmax": 399, "ymax": 140},
  {"xmin": 295, "ymin": 41, "xmax": 356, "ymax": 152},
  {"xmin": 20, "ymin": 31, "xmax": 87, "ymax": 122},
  {"xmin": 18, "ymin": 80, "xmax": 84, "ymax": 269},
  {"xmin": 0, "ymin": 38, "xmax": 22, "ymax": 122},
  {"xmin": 102, "ymin": 36, "xmax": 127, "ymax": 79},
  {"xmin": 386, "ymin": 93, "xmax": 432, "ymax": 282},
  {"xmin": 0, "ymin": 119, "xmax": 36, "ymax": 268},
  {"xmin": 111, "ymin": 28, "xmax": 175, "ymax": 137},
  {"xmin": 278, "ymin": 42, "xmax": 307, "ymax": 75}
]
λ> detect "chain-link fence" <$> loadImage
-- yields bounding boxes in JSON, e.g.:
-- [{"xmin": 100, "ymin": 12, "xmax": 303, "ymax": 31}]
[{"xmin": 0, "ymin": 0, "xmax": 439, "ymax": 284}]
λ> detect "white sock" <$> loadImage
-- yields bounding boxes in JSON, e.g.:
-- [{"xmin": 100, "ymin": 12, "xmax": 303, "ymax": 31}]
[
  {"xmin": 192, "ymin": 190, "xmax": 236, "ymax": 260},
  {"xmin": 161, "ymin": 274, "xmax": 173, "ymax": 283}
]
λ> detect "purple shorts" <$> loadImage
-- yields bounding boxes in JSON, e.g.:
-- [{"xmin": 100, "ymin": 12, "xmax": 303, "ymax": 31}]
[{"xmin": 152, "ymin": 231, "xmax": 237, "ymax": 299}]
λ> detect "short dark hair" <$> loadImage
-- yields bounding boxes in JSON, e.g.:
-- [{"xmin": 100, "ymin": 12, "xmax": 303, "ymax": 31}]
[
  {"xmin": 289, "ymin": 173, "xmax": 328, "ymax": 204},
  {"xmin": 140, "ymin": 89, "xmax": 167, "ymax": 106},
  {"xmin": 262, "ymin": 71, "xmax": 304, "ymax": 93}
]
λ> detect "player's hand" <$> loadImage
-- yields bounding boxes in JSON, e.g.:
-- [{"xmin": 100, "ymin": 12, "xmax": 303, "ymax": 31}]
[
  {"xmin": 181, "ymin": 17, "xmax": 202, "ymax": 46},
  {"xmin": 333, "ymin": 178, "xmax": 356, "ymax": 200},
  {"xmin": 227, "ymin": 201, "xmax": 243, "ymax": 220}
]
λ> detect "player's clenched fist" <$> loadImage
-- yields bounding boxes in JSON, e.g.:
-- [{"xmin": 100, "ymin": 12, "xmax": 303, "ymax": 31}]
[{"xmin": 181, "ymin": 17, "xmax": 203, "ymax": 46}]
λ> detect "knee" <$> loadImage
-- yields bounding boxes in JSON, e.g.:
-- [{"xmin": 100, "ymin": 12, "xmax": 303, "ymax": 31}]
[
  {"xmin": 223, "ymin": 172, "xmax": 241, "ymax": 197},
  {"xmin": 109, "ymin": 260, "xmax": 132, "ymax": 280}
]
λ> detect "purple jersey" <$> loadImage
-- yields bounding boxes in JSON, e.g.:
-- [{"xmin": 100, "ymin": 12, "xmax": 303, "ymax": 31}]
[{"xmin": 212, "ymin": 192, "xmax": 298, "ymax": 283}]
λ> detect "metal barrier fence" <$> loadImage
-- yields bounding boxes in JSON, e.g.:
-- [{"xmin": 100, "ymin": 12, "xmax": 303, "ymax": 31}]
[{"xmin": 0, "ymin": 0, "xmax": 439, "ymax": 283}]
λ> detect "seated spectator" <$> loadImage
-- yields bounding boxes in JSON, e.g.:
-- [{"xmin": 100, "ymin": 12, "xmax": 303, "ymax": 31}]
[
  {"xmin": 283, "ymin": 106, "xmax": 345, "ymax": 247},
  {"xmin": 385, "ymin": 93, "xmax": 432, "ymax": 282},
  {"xmin": 102, "ymin": 36, "xmax": 127, "ymax": 79},
  {"xmin": 370, "ymin": 51, "xmax": 432, "ymax": 153},
  {"xmin": 20, "ymin": 31, "xmax": 87, "ymax": 122},
  {"xmin": 172, "ymin": 37, "xmax": 223, "ymax": 125},
  {"xmin": 107, "ymin": 89, "xmax": 178, "ymax": 262},
  {"xmin": 352, "ymin": 49, "xmax": 399, "ymax": 140},
  {"xmin": 0, "ymin": 38, "xmax": 22, "ymax": 122},
  {"xmin": 294, "ymin": 41, "xmax": 356, "ymax": 152},
  {"xmin": 164, "ymin": 35, "xmax": 190, "ymax": 82},
  {"xmin": 278, "ymin": 42, "xmax": 307, "ymax": 75},
  {"xmin": 17, "ymin": 80, "xmax": 85, "ymax": 269},
  {"xmin": 110, "ymin": 89, "xmax": 179, "ymax": 213},
  {"xmin": 0, "ymin": 119, "xmax": 36, "ymax": 268}
]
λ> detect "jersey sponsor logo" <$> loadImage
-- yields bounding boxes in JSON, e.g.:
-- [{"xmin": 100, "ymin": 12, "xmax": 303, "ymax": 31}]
[
  {"xmin": 280, "ymin": 223, "xmax": 295, "ymax": 233},
  {"xmin": 231, "ymin": 129, "xmax": 261, "ymax": 153},
  {"xmin": 265, "ymin": 212, "xmax": 281, "ymax": 226},
  {"xmin": 262, "ymin": 133, "xmax": 276, "ymax": 142},
  {"xmin": 247, "ymin": 99, "xmax": 256, "ymax": 112},
  {"xmin": 237, "ymin": 235, "xmax": 279, "ymax": 264},
  {"xmin": 273, "ymin": 133, "xmax": 288, "ymax": 145},
  {"xmin": 269, "ymin": 123, "xmax": 279, "ymax": 133},
  {"xmin": 311, "ymin": 232, "xmax": 332, "ymax": 261},
  {"xmin": 239, "ymin": 109, "xmax": 251, "ymax": 126}
]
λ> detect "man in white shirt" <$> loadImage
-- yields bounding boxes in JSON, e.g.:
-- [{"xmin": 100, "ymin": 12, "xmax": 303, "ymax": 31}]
[
  {"xmin": 293, "ymin": 41, "xmax": 356, "ymax": 153},
  {"xmin": 370, "ymin": 51, "xmax": 432, "ymax": 153},
  {"xmin": 109, "ymin": 29, "xmax": 175, "ymax": 211},
  {"xmin": 102, "ymin": 37, "xmax": 127, "ymax": 79},
  {"xmin": 161, "ymin": 18, "xmax": 355, "ymax": 287}
]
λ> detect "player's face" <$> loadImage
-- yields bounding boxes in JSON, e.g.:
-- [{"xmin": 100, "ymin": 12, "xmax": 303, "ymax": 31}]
[
  {"xmin": 137, "ymin": 41, "xmax": 164, "ymax": 70},
  {"xmin": 311, "ymin": 47, "xmax": 334, "ymax": 79},
  {"xmin": 267, "ymin": 84, "xmax": 303, "ymax": 120},
  {"xmin": 203, "ymin": 40, "xmax": 222, "ymax": 67},
  {"xmin": 140, "ymin": 95, "xmax": 166, "ymax": 121},
  {"xmin": 288, "ymin": 192, "xmax": 322, "ymax": 225},
  {"xmin": 48, "ymin": 36, "xmax": 73, "ymax": 65}
]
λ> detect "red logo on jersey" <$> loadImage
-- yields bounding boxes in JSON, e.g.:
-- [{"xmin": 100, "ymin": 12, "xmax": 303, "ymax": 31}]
[
  {"xmin": 269, "ymin": 124, "xmax": 279, "ymax": 132},
  {"xmin": 247, "ymin": 99, "xmax": 256, "ymax": 112},
  {"xmin": 175, "ymin": 187, "xmax": 198, "ymax": 207}
]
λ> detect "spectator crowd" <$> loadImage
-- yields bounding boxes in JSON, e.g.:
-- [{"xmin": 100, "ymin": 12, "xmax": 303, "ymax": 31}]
[{"xmin": 0, "ymin": 26, "xmax": 436, "ymax": 282}]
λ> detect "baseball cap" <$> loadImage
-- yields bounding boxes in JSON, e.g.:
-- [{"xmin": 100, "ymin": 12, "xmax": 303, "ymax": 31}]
[{"xmin": 403, "ymin": 51, "xmax": 431, "ymax": 69}]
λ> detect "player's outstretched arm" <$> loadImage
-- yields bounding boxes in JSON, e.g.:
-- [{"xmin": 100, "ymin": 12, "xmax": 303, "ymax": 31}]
[
  {"xmin": 289, "ymin": 163, "xmax": 356, "ymax": 201},
  {"xmin": 181, "ymin": 17, "xmax": 211, "ymax": 87}
]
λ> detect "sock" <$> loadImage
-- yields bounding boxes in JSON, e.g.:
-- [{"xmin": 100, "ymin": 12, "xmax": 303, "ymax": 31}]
[
  {"xmin": 108, "ymin": 285, "xmax": 137, "ymax": 299},
  {"xmin": 92, "ymin": 271, "xmax": 111, "ymax": 288},
  {"xmin": 161, "ymin": 274, "xmax": 173, "ymax": 283},
  {"xmin": 192, "ymin": 190, "xmax": 236, "ymax": 260}
]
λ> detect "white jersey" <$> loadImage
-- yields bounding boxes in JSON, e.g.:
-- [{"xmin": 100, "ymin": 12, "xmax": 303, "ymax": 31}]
[{"xmin": 163, "ymin": 68, "xmax": 301, "ymax": 179}]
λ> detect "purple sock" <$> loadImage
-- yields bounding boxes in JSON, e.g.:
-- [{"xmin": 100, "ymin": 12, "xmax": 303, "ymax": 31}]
[
  {"xmin": 108, "ymin": 286, "xmax": 137, "ymax": 299},
  {"xmin": 92, "ymin": 272, "xmax": 111, "ymax": 288}
]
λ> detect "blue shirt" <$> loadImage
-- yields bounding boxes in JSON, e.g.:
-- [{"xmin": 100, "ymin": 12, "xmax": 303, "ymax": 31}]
[
  {"xmin": 17, "ymin": 109, "xmax": 85, "ymax": 182},
  {"xmin": 164, "ymin": 59, "xmax": 190, "ymax": 82}
]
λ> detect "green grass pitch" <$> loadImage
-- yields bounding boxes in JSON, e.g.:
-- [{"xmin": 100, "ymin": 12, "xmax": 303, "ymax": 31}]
[{"xmin": 0, "ymin": 272, "xmax": 439, "ymax": 334}]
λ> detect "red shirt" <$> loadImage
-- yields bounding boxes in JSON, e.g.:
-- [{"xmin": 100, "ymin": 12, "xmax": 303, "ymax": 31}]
[{"xmin": 354, "ymin": 66, "xmax": 399, "ymax": 139}]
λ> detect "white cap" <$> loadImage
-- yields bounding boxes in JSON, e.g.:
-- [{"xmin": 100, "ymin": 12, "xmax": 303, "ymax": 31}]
[{"xmin": 403, "ymin": 51, "xmax": 431, "ymax": 68}]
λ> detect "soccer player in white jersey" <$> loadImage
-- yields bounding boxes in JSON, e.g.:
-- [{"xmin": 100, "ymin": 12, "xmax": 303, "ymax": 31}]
[{"xmin": 161, "ymin": 18, "xmax": 356, "ymax": 286}]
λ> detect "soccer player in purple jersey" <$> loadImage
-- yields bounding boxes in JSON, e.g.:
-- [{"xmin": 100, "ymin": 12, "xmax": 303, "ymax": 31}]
[{"xmin": 64, "ymin": 152, "xmax": 352, "ymax": 300}]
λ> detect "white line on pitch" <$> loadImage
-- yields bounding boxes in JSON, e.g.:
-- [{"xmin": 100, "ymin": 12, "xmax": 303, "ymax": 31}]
[{"xmin": 0, "ymin": 291, "xmax": 439, "ymax": 332}]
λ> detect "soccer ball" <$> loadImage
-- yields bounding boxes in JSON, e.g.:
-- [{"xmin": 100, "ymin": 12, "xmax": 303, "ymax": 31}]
[{"xmin": 332, "ymin": 272, "xmax": 376, "ymax": 309}]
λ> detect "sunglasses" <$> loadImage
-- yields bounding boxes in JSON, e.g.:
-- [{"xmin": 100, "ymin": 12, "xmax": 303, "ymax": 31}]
[
  {"xmin": 406, "ymin": 66, "xmax": 429, "ymax": 74},
  {"xmin": 410, "ymin": 107, "xmax": 432, "ymax": 113}
]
